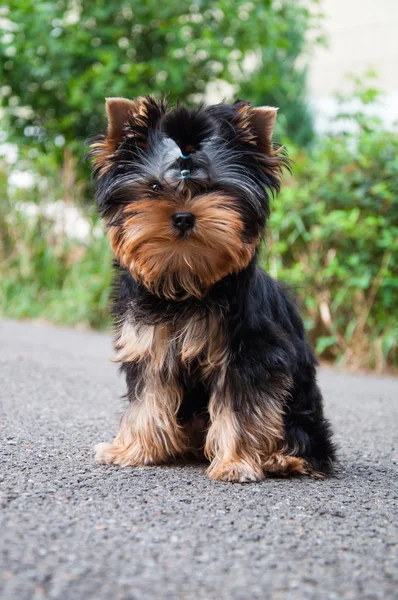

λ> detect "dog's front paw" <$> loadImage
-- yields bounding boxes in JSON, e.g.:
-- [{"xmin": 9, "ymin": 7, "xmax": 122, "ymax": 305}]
[
  {"xmin": 95, "ymin": 442, "xmax": 125, "ymax": 466},
  {"xmin": 207, "ymin": 459, "xmax": 264, "ymax": 483},
  {"xmin": 94, "ymin": 441, "xmax": 157, "ymax": 467}
]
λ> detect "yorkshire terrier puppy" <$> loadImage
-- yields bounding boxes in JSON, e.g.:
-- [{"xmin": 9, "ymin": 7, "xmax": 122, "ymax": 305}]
[{"xmin": 90, "ymin": 96, "xmax": 335, "ymax": 482}]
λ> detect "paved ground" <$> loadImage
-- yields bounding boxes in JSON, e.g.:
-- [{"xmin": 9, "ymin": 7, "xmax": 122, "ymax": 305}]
[{"xmin": 0, "ymin": 318, "xmax": 397, "ymax": 600}]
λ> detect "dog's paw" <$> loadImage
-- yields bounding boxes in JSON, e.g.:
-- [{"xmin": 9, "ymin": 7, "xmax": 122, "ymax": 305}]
[
  {"xmin": 263, "ymin": 453, "xmax": 309, "ymax": 476},
  {"xmin": 94, "ymin": 441, "xmax": 165, "ymax": 467},
  {"xmin": 207, "ymin": 459, "xmax": 264, "ymax": 483},
  {"xmin": 94, "ymin": 442, "xmax": 124, "ymax": 465}
]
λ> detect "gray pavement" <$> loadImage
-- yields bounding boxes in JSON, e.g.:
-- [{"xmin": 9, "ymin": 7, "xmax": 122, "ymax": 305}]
[{"xmin": 1, "ymin": 318, "xmax": 397, "ymax": 600}]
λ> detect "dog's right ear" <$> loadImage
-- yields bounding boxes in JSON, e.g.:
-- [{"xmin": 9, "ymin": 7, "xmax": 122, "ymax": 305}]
[
  {"xmin": 105, "ymin": 96, "xmax": 166, "ymax": 148},
  {"xmin": 105, "ymin": 97, "xmax": 141, "ymax": 145},
  {"xmin": 90, "ymin": 96, "xmax": 166, "ymax": 177}
]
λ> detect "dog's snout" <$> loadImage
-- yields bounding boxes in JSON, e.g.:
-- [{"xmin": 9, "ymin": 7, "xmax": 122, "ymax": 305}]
[{"xmin": 172, "ymin": 212, "xmax": 196, "ymax": 232}]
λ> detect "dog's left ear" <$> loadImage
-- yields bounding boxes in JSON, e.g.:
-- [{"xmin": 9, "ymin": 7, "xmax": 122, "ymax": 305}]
[
  {"xmin": 248, "ymin": 106, "xmax": 278, "ymax": 155},
  {"xmin": 234, "ymin": 101, "xmax": 278, "ymax": 155}
]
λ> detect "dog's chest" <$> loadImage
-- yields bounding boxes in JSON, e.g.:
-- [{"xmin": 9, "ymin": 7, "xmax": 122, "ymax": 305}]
[{"xmin": 115, "ymin": 314, "xmax": 228, "ymax": 376}]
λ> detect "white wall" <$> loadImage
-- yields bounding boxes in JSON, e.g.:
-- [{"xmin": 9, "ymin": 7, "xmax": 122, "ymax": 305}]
[{"xmin": 308, "ymin": 0, "xmax": 398, "ymax": 132}]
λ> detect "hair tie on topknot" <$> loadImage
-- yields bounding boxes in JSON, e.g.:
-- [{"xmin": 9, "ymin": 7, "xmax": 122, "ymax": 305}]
[{"xmin": 180, "ymin": 151, "xmax": 191, "ymax": 178}]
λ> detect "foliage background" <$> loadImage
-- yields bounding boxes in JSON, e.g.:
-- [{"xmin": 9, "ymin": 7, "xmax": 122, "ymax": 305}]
[
  {"xmin": 1, "ymin": 0, "xmax": 320, "ymax": 152},
  {"xmin": 0, "ymin": 0, "xmax": 397, "ymax": 371}
]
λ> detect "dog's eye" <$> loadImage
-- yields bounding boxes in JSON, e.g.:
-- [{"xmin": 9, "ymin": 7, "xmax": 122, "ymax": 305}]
[{"xmin": 149, "ymin": 182, "xmax": 163, "ymax": 195}]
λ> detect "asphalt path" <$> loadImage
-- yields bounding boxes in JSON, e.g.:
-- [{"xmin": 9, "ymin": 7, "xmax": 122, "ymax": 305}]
[{"xmin": 1, "ymin": 318, "xmax": 397, "ymax": 600}]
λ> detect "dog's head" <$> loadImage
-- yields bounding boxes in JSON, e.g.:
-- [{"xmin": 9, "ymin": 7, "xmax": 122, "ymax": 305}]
[{"xmin": 90, "ymin": 96, "xmax": 287, "ymax": 299}]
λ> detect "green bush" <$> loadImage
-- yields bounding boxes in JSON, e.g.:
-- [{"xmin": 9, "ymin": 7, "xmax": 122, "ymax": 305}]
[
  {"xmin": 0, "ymin": 157, "xmax": 113, "ymax": 329},
  {"xmin": 1, "ymin": 0, "xmax": 321, "ymax": 156},
  {"xmin": 263, "ymin": 95, "xmax": 398, "ymax": 371}
]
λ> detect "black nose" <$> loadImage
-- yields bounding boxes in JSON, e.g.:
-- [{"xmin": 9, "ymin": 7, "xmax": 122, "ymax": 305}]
[{"xmin": 172, "ymin": 212, "xmax": 196, "ymax": 232}]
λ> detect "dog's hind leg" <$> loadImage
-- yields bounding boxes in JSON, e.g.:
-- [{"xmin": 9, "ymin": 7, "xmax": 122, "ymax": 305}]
[{"xmin": 281, "ymin": 369, "xmax": 336, "ymax": 477}]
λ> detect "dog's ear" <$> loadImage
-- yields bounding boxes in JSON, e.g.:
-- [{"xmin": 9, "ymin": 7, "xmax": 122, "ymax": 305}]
[
  {"xmin": 105, "ymin": 96, "xmax": 165, "ymax": 148},
  {"xmin": 233, "ymin": 101, "xmax": 278, "ymax": 155},
  {"xmin": 105, "ymin": 97, "xmax": 141, "ymax": 144},
  {"xmin": 248, "ymin": 106, "xmax": 278, "ymax": 155},
  {"xmin": 90, "ymin": 96, "xmax": 166, "ymax": 177}
]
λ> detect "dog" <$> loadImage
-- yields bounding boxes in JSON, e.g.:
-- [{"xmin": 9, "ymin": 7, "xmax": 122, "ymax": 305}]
[{"xmin": 89, "ymin": 96, "xmax": 336, "ymax": 482}]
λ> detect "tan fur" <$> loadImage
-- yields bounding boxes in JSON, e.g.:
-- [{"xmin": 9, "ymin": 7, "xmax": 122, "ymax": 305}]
[
  {"xmin": 108, "ymin": 192, "xmax": 258, "ymax": 300},
  {"xmin": 90, "ymin": 97, "xmax": 154, "ymax": 177},
  {"xmin": 178, "ymin": 312, "xmax": 229, "ymax": 376},
  {"xmin": 234, "ymin": 102, "xmax": 258, "ymax": 146},
  {"xmin": 106, "ymin": 97, "xmax": 145, "ymax": 142},
  {"xmin": 233, "ymin": 102, "xmax": 286, "ymax": 189},
  {"xmin": 248, "ymin": 106, "xmax": 278, "ymax": 155},
  {"xmin": 114, "ymin": 319, "xmax": 176, "ymax": 377},
  {"xmin": 114, "ymin": 312, "xmax": 227, "ymax": 374},
  {"xmin": 205, "ymin": 376, "xmax": 292, "ymax": 482},
  {"xmin": 114, "ymin": 319, "xmax": 157, "ymax": 363},
  {"xmin": 89, "ymin": 138, "xmax": 117, "ymax": 178},
  {"xmin": 95, "ymin": 374, "xmax": 188, "ymax": 466},
  {"xmin": 262, "ymin": 453, "xmax": 308, "ymax": 476}
]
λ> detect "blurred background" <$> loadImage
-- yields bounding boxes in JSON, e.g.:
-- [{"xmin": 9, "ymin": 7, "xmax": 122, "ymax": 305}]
[{"xmin": 0, "ymin": 0, "xmax": 397, "ymax": 372}]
